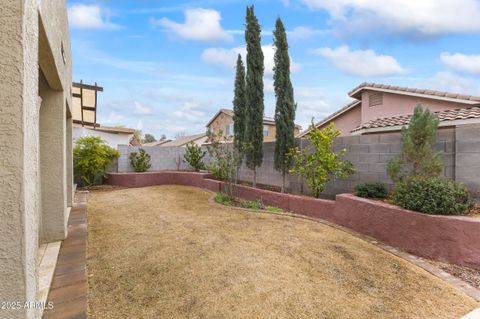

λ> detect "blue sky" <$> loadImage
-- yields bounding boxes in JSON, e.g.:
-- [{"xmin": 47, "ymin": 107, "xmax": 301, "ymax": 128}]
[{"xmin": 68, "ymin": 0, "xmax": 480, "ymax": 139}]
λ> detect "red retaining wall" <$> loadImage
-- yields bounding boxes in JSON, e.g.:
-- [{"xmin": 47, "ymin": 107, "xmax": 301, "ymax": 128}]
[{"xmin": 107, "ymin": 171, "xmax": 480, "ymax": 269}]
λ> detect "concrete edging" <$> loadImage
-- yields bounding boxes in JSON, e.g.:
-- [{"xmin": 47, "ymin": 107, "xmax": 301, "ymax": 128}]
[{"xmin": 107, "ymin": 171, "xmax": 480, "ymax": 271}]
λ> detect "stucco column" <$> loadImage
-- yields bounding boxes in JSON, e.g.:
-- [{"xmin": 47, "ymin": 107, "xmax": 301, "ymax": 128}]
[
  {"xmin": 0, "ymin": 1, "xmax": 40, "ymax": 318},
  {"xmin": 66, "ymin": 116, "xmax": 73, "ymax": 207},
  {"xmin": 39, "ymin": 77, "xmax": 68, "ymax": 242}
]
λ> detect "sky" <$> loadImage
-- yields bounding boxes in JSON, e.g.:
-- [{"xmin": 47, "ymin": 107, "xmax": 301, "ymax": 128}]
[{"xmin": 68, "ymin": 0, "xmax": 480, "ymax": 139}]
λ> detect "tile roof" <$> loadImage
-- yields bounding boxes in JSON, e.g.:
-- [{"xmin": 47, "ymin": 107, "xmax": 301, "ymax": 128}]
[
  {"xmin": 207, "ymin": 108, "xmax": 301, "ymax": 128},
  {"xmin": 352, "ymin": 107, "xmax": 480, "ymax": 132},
  {"xmin": 160, "ymin": 133, "xmax": 207, "ymax": 147},
  {"xmin": 142, "ymin": 139, "xmax": 172, "ymax": 147},
  {"xmin": 349, "ymin": 82, "xmax": 480, "ymax": 102}
]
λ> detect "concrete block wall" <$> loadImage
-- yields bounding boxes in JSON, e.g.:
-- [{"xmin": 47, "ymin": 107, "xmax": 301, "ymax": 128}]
[
  {"xmin": 455, "ymin": 125, "xmax": 480, "ymax": 199},
  {"xmin": 115, "ymin": 125, "xmax": 478, "ymax": 199},
  {"xmin": 118, "ymin": 145, "xmax": 188, "ymax": 172}
]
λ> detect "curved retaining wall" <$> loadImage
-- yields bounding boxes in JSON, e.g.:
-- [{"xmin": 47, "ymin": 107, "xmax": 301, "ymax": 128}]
[{"xmin": 107, "ymin": 171, "xmax": 480, "ymax": 270}]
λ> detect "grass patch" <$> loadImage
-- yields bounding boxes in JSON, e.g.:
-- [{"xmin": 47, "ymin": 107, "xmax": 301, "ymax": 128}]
[
  {"xmin": 214, "ymin": 192, "xmax": 283, "ymax": 213},
  {"xmin": 87, "ymin": 186, "xmax": 478, "ymax": 319}
]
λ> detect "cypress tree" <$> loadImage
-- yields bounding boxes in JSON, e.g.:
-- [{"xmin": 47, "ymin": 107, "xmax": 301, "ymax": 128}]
[
  {"xmin": 233, "ymin": 54, "xmax": 247, "ymax": 157},
  {"xmin": 273, "ymin": 17, "xmax": 296, "ymax": 193},
  {"xmin": 245, "ymin": 5, "xmax": 264, "ymax": 188}
]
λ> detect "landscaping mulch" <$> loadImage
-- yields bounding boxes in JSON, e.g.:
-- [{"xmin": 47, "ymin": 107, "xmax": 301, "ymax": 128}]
[{"xmin": 435, "ymin": 263, "xmax": 480, "ymax": 290}]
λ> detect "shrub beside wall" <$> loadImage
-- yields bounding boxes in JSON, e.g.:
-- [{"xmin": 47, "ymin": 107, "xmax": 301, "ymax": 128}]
[
  {"xmin": 393, "ymin": 177, "xmax": 474, "ymax": 215},
  {"xmin": 355, "ymin": 182, "xmax": 388, "ymax": 199}
]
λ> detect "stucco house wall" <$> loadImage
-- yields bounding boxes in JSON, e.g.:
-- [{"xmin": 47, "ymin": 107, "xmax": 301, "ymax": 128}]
[
  {"xmin": 0, "ymin": 1, "xmax": 72, "ymax": 318},
  {"xmin": 361, "ymin": 91, "xmax": 472, "ymax": 124},
  {"xmin": 73, "ymin": 126, "xmax": 134, "ymax": 148},
  {"xmin": 207, "ymin": 110, "xmax": 300, "ymax": 142},
  {"xmin": 318, "ymin": 105, "xmax": 362, "ymax": 136}
]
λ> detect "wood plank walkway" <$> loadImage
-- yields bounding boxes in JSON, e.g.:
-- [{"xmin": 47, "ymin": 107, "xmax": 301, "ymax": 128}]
[{"xmin": 43, "ymin": 192, "xmax": 88, "ymax": 319}]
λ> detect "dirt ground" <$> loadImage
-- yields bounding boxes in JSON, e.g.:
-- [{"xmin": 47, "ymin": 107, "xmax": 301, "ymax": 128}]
[{"xmin": 87, "ymin": 185, "xmax": 478, "ymax": 319}]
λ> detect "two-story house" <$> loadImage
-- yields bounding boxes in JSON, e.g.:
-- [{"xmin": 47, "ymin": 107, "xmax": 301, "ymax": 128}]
[
  {"xmin": 207, "ymin": 108, "xmax": 302, "ymax": 142},
  {"xmin": 298, "ymin": 83, "xmax": 480, "ymax": 137}
]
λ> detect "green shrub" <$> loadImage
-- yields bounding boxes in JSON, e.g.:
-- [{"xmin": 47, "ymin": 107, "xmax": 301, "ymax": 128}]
[
  {"xmin": 355, "ymin": 182, "xmax": 389, "ymax": 199},
  {"xmin": 393, "ymin": 177, "xmax": 474, "ymax": 215},
  {"xmin": 387, "ymin": 105, "xmax": 443, "ymax": 182},
  {"xmin": 289, "ymin": 122, "xmax": 354, "ymax": 198},
  {"xmin": 73, "ymin": 136, "xmax": 120, "ymax": 187},
  {"xmin": 184, "ymin": 142, "xmax": 206, "ymax": 172},
  {"xmin": 266, "ymin": 206, "xmax": 283, "ymax": 213},
  {"xmin": 129, "ymin": 149, "xmax": 152, "ymax": 172},
  {"xmin": 214, "ymin": 192, "xmax": 234, "ymax": 206},
  {"xmin": 241, "ymin": 199, "xmax": 264, "ymax": 210}
]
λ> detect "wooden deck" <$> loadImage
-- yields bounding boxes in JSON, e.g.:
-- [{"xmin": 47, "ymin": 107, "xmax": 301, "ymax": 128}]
[{"xmin": 43, "ymin": 192, "xmax": 88, "ymax": 319}]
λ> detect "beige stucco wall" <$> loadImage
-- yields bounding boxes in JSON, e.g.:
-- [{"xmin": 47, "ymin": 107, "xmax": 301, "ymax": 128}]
[
  {"xmin": 0, "ymin": 1, "xmax": 72, "ymax": 318},
  {"xmin": 207, "ymin": 111, "xmax": 298, "ymax": 142}
]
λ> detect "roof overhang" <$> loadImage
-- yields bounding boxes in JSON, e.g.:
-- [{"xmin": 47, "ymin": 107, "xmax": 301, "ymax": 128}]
[
  {"xmin": 351, "ymin": 117, "xmax": 480, "ymax": 135},
  {"xmin": 349, "ymin": 86, "xmax": 480, "ymax": 105}
]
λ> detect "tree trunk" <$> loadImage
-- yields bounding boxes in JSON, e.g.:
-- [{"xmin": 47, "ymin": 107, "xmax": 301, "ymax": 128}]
[
  {"xmin": 253, "ymin": 167, "xmax": 257, "ymax": 188},
  {"xmin": 281, "ymin": 171, "xmax": 286, "ymax": 193}
]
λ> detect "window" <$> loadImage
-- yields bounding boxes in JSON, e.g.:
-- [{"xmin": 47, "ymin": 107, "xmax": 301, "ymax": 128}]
[
  {"xmin": 225, "ymin": 123, "xmax": 234, "ymax": 136},
  {"xmin": 263, "ymin": 125, "xmax": 269, "ymax": 137},
  {"xmin": 369, "ymin": 93, "xmax": 383, "ymax": 107}
]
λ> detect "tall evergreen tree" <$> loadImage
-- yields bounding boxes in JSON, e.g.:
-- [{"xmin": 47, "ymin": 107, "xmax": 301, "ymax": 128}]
[
  {"xmin": 273, "ymin": 17, "xmax": 296, "ymax": 193},
  {"xmin": 245, "ymin": 5, "xmax": 264, "ymax": 188},
  {"xmin": 233, "ymin": 54, "xmax": 247, "ymax": 157}
]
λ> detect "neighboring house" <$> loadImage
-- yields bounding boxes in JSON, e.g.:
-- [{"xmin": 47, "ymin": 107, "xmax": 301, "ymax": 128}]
[
  {"xmin": 73, "ymin": 123, "xmax": 137, "ymax": 148},
  {"xmin": 72, "ymin": 81, "xmax": 139, "ymax": 147},
  {"xmin": 160, "ymin": 133, "xmax": 208, "ymax": 147},
  {"xmin": 143, "ymin": 139, "xmax": 172, "ymax": 147},
  {"xmin": 1, "ymin": 2, "xmax": 73, "ymax": 318},
  {"xmin": 298, "ymin": 83, "xmax": 480, "ymax": 137},
  {"xmin": 207, "ymin": 108, "xmax": 302, "ymax": 143}
]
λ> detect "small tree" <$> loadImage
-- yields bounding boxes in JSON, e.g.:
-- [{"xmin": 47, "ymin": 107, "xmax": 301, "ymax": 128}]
[
  {"xmin": 129, "ymin": 149, "xmax": 152, "ymax": 172},
  {"xmin": 184, "ymin": 142, "xmax": 206, "ymax": 172},
  {"xmin": 143, "ymin": 134, "xmax": 156, "ymax": 143},
  {"xmin": 289, "ymin": 122, "xmax": 354, "ymax": 198},
  {"xmin": 73, "ymin": 136, "xmax": 120, "ymax": 187},
  {"xmin": 273, "ymin": 17, "xmax": 296, "ymax": 193},
  {"xmin": 387, "ymin": 105, "xmax": 443, "ymax": 182},
  {"xmin": 233, "ymin": 54, "xmax": 247, "ymax": 161},
  {"xmin": 244, "ymin": 5, "xmax": 264, "ymax": 188},
  {"xmin": 134, "ymin": 130, "xmax": 143, "ymax": 143},
  {"xmin": 206, "ymin": 130, "xmax": 240, "ymax": 196}
]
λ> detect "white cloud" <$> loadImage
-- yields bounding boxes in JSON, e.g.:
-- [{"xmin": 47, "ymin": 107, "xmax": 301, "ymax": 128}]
[
  {"xmin": 312, "ymin": 46, "xmax": 406, "ymax": 77},
  {"xmin": 133, "ymin": 101, "xmax": 153, "ymax": 115},
  {"xmin": 68, "ymin": 4, "xmax": 119, "ymax": 30},
  {"xmin": 440, "ymin": 52, "xmax": 480, "ymax": 75},
  {"xmin": 288, "ymin": 26, "xmax": 325, "ymax": 40},
  {"xmin": 152, "ymin": 8, "xmax": 233, "ymax": 43},
  {"xmin": 418, "ymin": 71, "xmax": 480, "ymax": 96},
  {"xmin": 201, "ymin": 45, "xmax": 301, "ymax": 76},
  {"xmin": 294, "ymin": 87, "xmax": 333, "ymax": 128},
  {"xmin": 300, "ymin": 0, "xmax": 480, "ymax": 36}
]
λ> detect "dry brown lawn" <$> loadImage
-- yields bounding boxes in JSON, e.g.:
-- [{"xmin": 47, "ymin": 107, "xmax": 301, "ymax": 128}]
[{"xmin": 87, "ymin": 185, "xmax": 478, "ymax": 319}]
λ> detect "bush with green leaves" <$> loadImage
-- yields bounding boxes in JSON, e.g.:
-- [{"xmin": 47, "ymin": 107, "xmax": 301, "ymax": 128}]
[
  {"xmin": 129, "ymin": 148, "xmax": 152, "ymax": 172},
  {"xmin": 289, "ymin": 122, "xmax": 354, "ymax": 198},
  {"xmin": 355, "ymin": 182, "xmax": 389, "ymax": 199},
  {"xmin": 393, "ymin": 177, "xmax": 474, "ymax": 215},
  {"xmin": 206, "ymin": 130, "xmax": 240, "ymax": 196},
  {"xmin": 73, "ymin": 136, "xmax": 120, "ymax": 187},
  {"xmin": 214, "ymin": 192, "xmax": 234, "ymax": 206},
  {"xmin": 387, "ymin": 105, "xmax": 443, "ymax": 182},
  {"xmin": 184, "ymin": 142, "xmax": 206, "ymax": 172}
]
